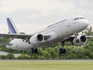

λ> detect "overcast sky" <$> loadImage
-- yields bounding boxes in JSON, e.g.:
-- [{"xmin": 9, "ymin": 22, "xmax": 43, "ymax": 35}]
[{"xmin": 0, "ymin": 0, "xmax": 92, "ymax": 33}]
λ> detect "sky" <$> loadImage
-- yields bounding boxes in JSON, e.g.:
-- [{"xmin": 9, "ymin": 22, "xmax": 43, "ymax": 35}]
[{"xmin": 0, "ymin": 0, "xmax": 93, "ymax": 33}]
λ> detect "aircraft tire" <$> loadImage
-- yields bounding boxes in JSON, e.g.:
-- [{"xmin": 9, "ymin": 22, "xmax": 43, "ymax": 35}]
[
  {"xmin": 62, "ymin": 49, "xmax": 66, "ymax": 54},
  {"xmin": 34, "ymin": 48, "xmax": 38, "ymax": 53},
  {"xmin": 59, "ymin": 49, "xmax": 66, "ymax": 54},
  {"xmin": 31, "ymin": 48, "xmax": 34, "ymax": 53},
  {"xmin": 59, "ymin": 49, "xmax": 62, "ymax": 53}
]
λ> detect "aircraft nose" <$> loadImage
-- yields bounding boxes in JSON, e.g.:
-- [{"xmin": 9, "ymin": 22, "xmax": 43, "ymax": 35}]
[
  {"xmin": 85, "ymin": 20, "xmax": 89, "ymax": 26},
  {"xmin": 83, "ymin": 19, "xmax": 89, "ymax": 28}
]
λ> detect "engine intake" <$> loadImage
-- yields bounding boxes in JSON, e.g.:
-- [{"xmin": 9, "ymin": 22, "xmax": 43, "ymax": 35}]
[
  {"xmin": 80, "ymin": 35, "xmax": 86, "ymax": 43},
  {"xmin": 29, "ymin": 34, "xmax": 44, "ymax": 45},
  {"xmin": 73, "ymin": 35, "xmax": 87, "ymax": 46},
  {"xmin": 37, "ymin": 34, "xmax": 43, "ymax": 41}
]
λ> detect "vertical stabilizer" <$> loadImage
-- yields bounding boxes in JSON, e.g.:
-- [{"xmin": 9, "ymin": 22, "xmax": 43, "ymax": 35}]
[{"xmin": 7, "ymin": 18, "xmax": 19, "ymax": 34}]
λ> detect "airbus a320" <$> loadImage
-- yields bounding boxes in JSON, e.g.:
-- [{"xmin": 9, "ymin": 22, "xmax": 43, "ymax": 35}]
[{"xmin": 0, "ymin": 15, "xmax": 91, "ymax": 54}]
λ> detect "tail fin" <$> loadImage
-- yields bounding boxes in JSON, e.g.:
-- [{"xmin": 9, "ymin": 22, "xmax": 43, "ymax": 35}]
[{"xmin": 7, "ymin": 18, "xmax": 19, "ymax": 34}]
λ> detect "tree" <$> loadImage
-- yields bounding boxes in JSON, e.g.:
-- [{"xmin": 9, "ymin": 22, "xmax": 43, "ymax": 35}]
[
  {"xmin": 65, "ymin": 53, "xmax": 79, "ymax": 59},
  {"xmin": 84, "ymin": 49, "xmax": 93, "ymax": 59},
  {"xmin": 43, "ymin": 51, "xmax": 52, "ymax": 59},
  {"xmin": 6, "ymin": 53, "xmax": 15, "ymax": 59},
  {"xmin": 82, "ymin": 26, "xmax": 93, "ymax": 36},
  {"xmin": 17, "ymin": 53, "xmax": 30, "ymax": 59},
  {"xmin": 0, "ymin": 55, "xmax": 6, "ymax": 59}
]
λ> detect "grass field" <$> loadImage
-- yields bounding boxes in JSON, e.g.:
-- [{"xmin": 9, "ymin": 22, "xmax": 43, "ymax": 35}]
[{"xmin": 0, "ymin": 60, "xmax": 93, "ymax": 70}]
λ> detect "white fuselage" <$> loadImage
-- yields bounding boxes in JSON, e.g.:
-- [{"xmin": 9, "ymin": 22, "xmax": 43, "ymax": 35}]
[{"xmin": 6, "ymin": 15, "xmax": 89, "ymax": 50}]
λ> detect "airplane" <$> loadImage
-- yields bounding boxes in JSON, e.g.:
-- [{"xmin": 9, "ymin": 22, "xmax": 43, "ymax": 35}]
[{"xmin": 0, "ymin": 15, "xmax": 91, "ymax": 54}]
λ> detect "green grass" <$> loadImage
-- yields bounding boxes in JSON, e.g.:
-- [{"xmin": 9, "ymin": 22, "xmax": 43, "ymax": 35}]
[{"xmin": 0, "ymin": 60, "xmax": 93, "ymax": 70}]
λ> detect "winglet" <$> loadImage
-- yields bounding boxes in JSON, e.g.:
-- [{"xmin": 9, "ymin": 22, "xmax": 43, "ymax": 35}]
[{"xmin": 7, "ymin": 18, "xmax": 19, "ymax": 34}]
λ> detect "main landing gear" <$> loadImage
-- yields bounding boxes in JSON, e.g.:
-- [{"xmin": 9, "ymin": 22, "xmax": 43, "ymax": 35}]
[
  {"xmin": 59, "ymin": 41, "xmax": 66, "ymax": 54},
  {"xmin": 31, "ymin": 48, "xmax": 38, "ymax": 53}
]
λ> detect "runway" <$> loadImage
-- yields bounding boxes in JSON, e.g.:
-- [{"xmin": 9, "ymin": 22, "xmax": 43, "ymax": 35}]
[{"xmin": 0, "ymin": 59, "xmax": 93, "ymax": 61}]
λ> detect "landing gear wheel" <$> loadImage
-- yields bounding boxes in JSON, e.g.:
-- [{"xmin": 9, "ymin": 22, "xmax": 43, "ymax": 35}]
[
  {"xmin": 31, "ymin": 48, "xmax": 38, "ymax": 53},
  {"xmin": 59, "ymin": 41, "xmax": 66, "ymax": 54},
  {"xmin": 62, "ymin": 49, "xmax": 66, "ymax": 54},
  {"xmin": 59, "ymin": 49, "xmax": 62, "ymax": 54},
  {"xmin": 31, "ymin": 48, "xmax": 34, "ymax": 53},
  {"xmin": 59, "ymin": 49, "xmax": 66, "ymax": 54},
  {"xmin": 34, "ymin": 48, "xmax": 38, "ymax": 53}
]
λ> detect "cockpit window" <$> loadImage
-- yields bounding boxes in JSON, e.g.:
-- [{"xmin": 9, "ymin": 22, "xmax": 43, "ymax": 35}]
[{"xmin": 74, "ymin": 17, "xmax": 85, "ymax": 21}]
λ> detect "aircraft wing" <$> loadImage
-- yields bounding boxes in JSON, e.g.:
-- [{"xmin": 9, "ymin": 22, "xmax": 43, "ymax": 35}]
[
  {"xmin": 86, "ymin": 36, "xmax": 93, "ymax": 38},
  {"xmin": 0, "ymin": 33, "xmax": 31, "ymax": 39},
  {"xmin": 69, "ymin": 35, "xmax": 93, "ymax": 39},
  {"xmin": 0, "ymin": 33, "xmax": 50, "ymax": 45},
  {"xmin": 0, "ymin": 33, "xmax": 50, "ymax": 40},
  {"xmin": 66, "ymin": 35, "xmax": 93, "ymax": 42}
]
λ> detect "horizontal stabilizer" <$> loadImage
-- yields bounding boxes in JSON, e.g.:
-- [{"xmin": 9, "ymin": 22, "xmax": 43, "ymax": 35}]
[{"xmin": 0, "ymin": 43, "xmax": 12, "ymax": 46}]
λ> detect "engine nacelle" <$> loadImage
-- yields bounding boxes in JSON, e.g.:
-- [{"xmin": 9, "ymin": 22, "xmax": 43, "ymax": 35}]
[
  {"xmin": 73, "ymin": 35, "xmax": 87, "ymax": 46},
  {"xmin": 29, "ymin": 34, "xmax": 44, "ymax": 45}
]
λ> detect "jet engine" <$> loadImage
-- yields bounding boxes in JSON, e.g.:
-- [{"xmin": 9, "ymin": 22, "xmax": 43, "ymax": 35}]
[
  {"xmin": 29, "ymin": 34, "xmax": 44, "ymax": 45},
  {"xmin": 73, "ymin": 35, "xmax": 87, "ymax": 46}
]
